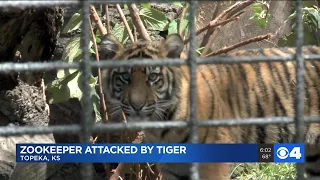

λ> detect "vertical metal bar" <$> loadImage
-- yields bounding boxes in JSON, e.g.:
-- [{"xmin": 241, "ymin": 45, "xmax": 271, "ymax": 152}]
[
  {"xmin": 294, "ymin": 0, "xmax": 305, "ymax": 179},
  {"xmin": 187, "ymin": 1, "xmax": 199, "ymax": 180},
  {"xmin": 80, "ymin": 0, "xmax": 93, "ymax": 179}
]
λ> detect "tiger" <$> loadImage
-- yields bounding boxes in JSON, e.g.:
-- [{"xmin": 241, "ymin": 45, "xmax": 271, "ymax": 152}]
[{"xmin": 100, "ymin": 33, "xmax": 320, "ymax": 180}]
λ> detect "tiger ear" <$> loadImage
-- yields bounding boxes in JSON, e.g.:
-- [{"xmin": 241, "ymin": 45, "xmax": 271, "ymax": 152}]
[
  {"xmin": 99, "ymin": 34, "xmax": 123, "ymax": 59},
  {"xmin": 161, "ymin": 33, "xmax": 184, "ymax": 58}
]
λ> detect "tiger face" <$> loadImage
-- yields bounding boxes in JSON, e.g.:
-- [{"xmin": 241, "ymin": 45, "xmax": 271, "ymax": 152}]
[{"xmin": 100, "ymin": 34, "xmax": 185, "ymax": 122}]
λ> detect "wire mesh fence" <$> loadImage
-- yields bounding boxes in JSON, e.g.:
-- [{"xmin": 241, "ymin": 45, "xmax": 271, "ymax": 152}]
[{"xmin": 0, "ymin": 0, "xmax": 320, "ymax": 180}]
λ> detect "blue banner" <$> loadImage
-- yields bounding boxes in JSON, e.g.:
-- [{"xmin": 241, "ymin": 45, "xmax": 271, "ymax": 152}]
[
  {"xmin": 273, "ymin": 144, "xmax": 304, "ymax": 163},
  {"xmin": 15, "ymin": 143, "xmax": 304, "ymax": 163},
  {"xmin": 16, "ymin": 144, "xmax": 258, "ymax": 163}
]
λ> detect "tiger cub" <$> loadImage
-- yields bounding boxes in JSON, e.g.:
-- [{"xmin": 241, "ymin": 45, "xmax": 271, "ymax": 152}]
[{"xmin": 100, "ymin": 33, "xmax": 320, "ymax": 180}]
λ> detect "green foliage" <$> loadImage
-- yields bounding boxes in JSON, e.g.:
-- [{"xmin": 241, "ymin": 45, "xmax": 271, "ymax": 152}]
[
  {"xmin": 61, "ymin": 36, "xmax": 82, "ymax": 63},
  {"xmin": 172, "ymin": 2, "xmax": 184, "ymax": 7},
  {"xmin": 278, "ymin": 6, "xmax": 320, "ymax": 46},
  {"xmin": 168, "ymin": 19, "xmax": 188, "ymax": 35},
  {"xmin": 231, "ymin": 163, "xmax": 296, "ymax": 180},
  {"xmin": 249, "ymin": 2, "xmax": 271, "ymax": 29},
  {"xmin": 196, "ymin": 47, "xmax": 213, "ymax": 56},
  {"xmin": 47, "ymin": 70, "xmax": 81, "ymax": 104},
  {"xmin": 141, "ymin": 3, "xmax": 151, "ymax": 9},
  {"xmin": 47, "ymin": 20, "xmax": 101, "ymax": 121},
  {"xmin": 47, "ymin": 3, "xmax": 189, "ymax": 122},
  {"xmin": 112, "ymin": 19, "xmax": 134, "ymax": 44},
  {"xmin": 62, "ymin": 9, "xmax": 83, "ymax": 33},
  {"xmin": 140, "ymin": 7, "xmax": 169, "ymax": 31}
]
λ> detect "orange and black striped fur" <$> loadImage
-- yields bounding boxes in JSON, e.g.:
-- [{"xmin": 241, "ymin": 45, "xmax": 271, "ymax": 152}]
[{"xmin": 100, "ymin": 33, "xmax": 320, "ymax": 180}]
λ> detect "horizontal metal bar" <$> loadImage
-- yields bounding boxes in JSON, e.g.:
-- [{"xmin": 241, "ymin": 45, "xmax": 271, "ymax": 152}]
[
  {"xmin": 0, "ymin": 0, "xmax": 79, "ymax": 7},
  {"xmin": 0, "ymin": 0, "xmax": 197, "ymax": 7},
  {"xmin": 0, "ymin": 116, "xmax": 319, "ymax": 137},
  {"xmin": 0, "ymin": 61, "xmax": 79, "ymax": 73},
  {"xmin": 1, "ymin": 55, "xmax": 320, "ymax": 73},
  {"xmin": 198, "ymin": 55, "xmax": 320, "ymax": 65},
  {"xmin": 0, "ymin": 125, "xmax": 81, "ymax": 137}
]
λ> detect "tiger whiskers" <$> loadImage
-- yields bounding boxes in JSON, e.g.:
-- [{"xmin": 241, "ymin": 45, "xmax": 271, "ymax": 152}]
[{"xmin": 153, "ymin": 110, "xmax": 165, "ymax": 121}]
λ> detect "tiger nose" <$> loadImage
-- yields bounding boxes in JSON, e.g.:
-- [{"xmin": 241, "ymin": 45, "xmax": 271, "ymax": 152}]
[
  {"xmin": 130, "ymin": 101, "xmax": 145, "ymax": 111},
  {"xmin": 129, "ymin": 92, "xmax": 146, "ymax": 111}
]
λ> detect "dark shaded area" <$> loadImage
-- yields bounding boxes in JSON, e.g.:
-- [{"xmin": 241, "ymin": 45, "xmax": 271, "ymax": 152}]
[{"xmin": 0, "ymin": 6, "xmax": 67, "ymax": 180}]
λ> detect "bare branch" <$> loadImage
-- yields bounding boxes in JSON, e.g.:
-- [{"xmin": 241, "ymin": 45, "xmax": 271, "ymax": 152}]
[
  {"xmin": 201, "ymin": 0, "xmax": 255, "ymax": 56},
  {"xmin": 105, "ymin": 5, "xmax": 111, "ymax": 34},
  {"xmin": 184, "ymin": 14, "xmax": 241, "ymax": 44},
  {"xmin": 115, "ymin": 4, "xmax": 135, "ymax": 43},
  {"xmin": 205, "ymin": 33, "xmax": 272, "ymax": 57},
  {"xmin": 109, "ymin": 131, "xmax": 145, "ymax": 180},
  {"xmin": 89, "ymin": 4, "xmax": 107, "ymax": 36},
  {"xmin": 89, "ymin": 17, "xmax": 112, "ymax": 179},
  {"xmin": 110, "ymin": 163, "xmax": 125, "ymax": 180},
  {"xmin": 89, "ymin": 18, "xmax": 108, "ymax": 123},
  {"xmin": 179, "ymin": 4, "xmax": 188, "ymax": 37},
  {"xmin": 128, "ymin": 3, "xmax": 151, "ymax": 41}
]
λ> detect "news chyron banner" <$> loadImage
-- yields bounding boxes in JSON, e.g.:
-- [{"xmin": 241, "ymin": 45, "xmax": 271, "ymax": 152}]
[{"xmin": 16, "ymin": 144, "xmax": 304, "ymax": 163}]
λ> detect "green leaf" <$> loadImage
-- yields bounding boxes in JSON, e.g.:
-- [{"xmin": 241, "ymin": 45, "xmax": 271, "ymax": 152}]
[
  {"xmin": 256, "ymin": 18, "xmax": 268, "ymax": 28},
  {"xmin": 62, "ymin": 9, "xmax": 82, "ymax": 33},
  {"xmin": 196, "ymin": 47, "xmax": 213, "ymax": 56},
  {"xmin": 124, "ymin": 4, "xmax": 128, "ymax": 9},
  {"xmin": 46, "ymin": 70, "xmax": 81, "ymax": 104},
  {"xmin": 95, "ymin": 29, "xmax": 101, "ymax": 36},
  {"xmin": 196, "ymin": 47, "xmax": 204, "ymax": 55},
  {"xmin": 90, "ymin": 48, "xmax": 95, "ymax": 54},
  {"xmin": 303, "ymin": 7, "xmax": 320, "ymax": 29},
  {"xmin": 61, "ymin": 35, "xmax": 93, "ymax": 63},
  {"xmin": 140, "ymin": 8, "xmax": 169, "ymax": 31},
  {"xmin": 168, "ymin": 19, "xmax": 189, "ymax": 35},
  {"xmin": 250, "ymin": 3, "xmax": 263, "ymax": 13},
  {"xmin": 286, "ymin": 11, "xmax": 296, "ymax": 22},
  {"xmin": 62, "ymin": 36, "xmax": 81, "ymax": 63},
  {"xmin": 172, "ymin": 2, "xmax": 184, "ymax": 7},
  {"xmin": 91, "ymin": 86, "xmax": 102, "ymax": 122},
  {"xmin": 111, "ymin": 19, "xmax": 133, "ymax": 44},
  {"xmin": 78, "ymin": 74, "xmax": 99, "ymax": 120},
  {"xmin": 141, "ymin": 3, "xmax": 151, "ymax": 9},
  {"xmin": 58, "ymin": 36, "xmax": 93, "ymax": 79},
  {"xmin": 95, "ymin": 36, "xmax": 101, "ymax": 44}
]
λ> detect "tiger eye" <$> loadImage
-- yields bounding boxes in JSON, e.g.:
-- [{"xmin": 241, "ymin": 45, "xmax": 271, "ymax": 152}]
[
  {"xmin": 148, "ymin": 73, "xmax": 159, "ymax": 82},
  {"xmin": 121, "ymin": 72, "xmax": 130, "ymax": 81}
]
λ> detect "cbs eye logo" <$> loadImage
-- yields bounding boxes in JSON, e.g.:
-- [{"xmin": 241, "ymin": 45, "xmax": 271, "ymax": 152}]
[
  {"xmin": 276, "ymin": 147, "xmax": 302, "ymax": 160},
  {"xmin": 276, "ymin": 147, "xmax": 289, "ymax": 159}
]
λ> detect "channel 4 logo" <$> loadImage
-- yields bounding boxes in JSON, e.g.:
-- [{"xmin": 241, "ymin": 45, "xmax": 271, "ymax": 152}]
[{"xmin": 274, "ymin": 144, "xmax": 304, "ymax": 163}]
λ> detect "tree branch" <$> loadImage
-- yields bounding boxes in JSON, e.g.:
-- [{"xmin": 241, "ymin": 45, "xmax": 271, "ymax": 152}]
[
  {"xmin": 184, "ymin": 14, "xmax": 242, "ymax": 44},
  {"xmin": 105, "ymin": 5, "xmax": 111, "ymax": 34},
  {"xmin": 89, "ymin": 5, "xmax": 107, "ymax": 36},
  {"xmin": 116, "ymin": 4, "xmax": 135, "ymax": 43},
  {"xmin": 205, "ymin": 33, "xmax": 271, "ymax": 57},
  {"xmin": 128, "ymin": 4, "xmax": 151, "ymax": 41},
  {"xmin": 201, "ymin": 0, "xmax": 255, "ymax": 56},
  {"xmin": 109, "ymin": 131, "xmax": 145, "ymax": 180}
]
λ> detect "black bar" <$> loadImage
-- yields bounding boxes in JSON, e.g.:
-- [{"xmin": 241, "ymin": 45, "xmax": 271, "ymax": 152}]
[{"xmin": 258, "ymin": 144, "xmax": 274, "ymax": 163}]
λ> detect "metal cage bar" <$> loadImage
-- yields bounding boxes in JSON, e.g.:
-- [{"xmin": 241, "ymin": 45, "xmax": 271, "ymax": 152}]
[
  {"xmin": 294, "ymin": 0, "xmax": 305, "ymax": 179},
  {"xmin": 79, "ymin": 0, "xmax": 94, "ymax": 179},
  {"xmin": 187, "ymin": 1, "xmax": 199, "ymax": 179},
  {"xmin": 0, "ymin": 0, "xmax": 319, "ymax": 180}
]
